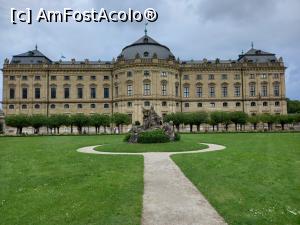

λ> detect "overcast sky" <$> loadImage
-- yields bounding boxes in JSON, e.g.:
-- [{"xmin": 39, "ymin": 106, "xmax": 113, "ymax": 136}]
[{"xmin": 1, "ymin": 0, "xmax": 300, "ymax": 107}]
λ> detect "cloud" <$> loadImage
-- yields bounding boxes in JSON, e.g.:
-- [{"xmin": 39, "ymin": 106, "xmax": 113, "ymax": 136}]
[{"xmin": 0, "ymin": 0, "xmax": 300, "ymax": 106}]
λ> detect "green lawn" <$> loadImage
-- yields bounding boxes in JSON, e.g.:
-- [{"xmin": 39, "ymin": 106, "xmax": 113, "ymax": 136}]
[
  {"xmin": 0, "ymin": 133, "xmax": 299, "ymax": 225},
  {"xmin": 0, "ymin": 135, "xmax": 143, "ymax": 225},
  {"xmin": 94, "ymin": 138, "xmax": 206, "ymax": 152},
  {"xmin": 172, "ymin": 133, "xmax": 300, "ymax": 225}
]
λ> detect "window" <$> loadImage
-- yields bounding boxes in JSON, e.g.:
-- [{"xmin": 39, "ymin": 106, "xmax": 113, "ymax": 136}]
[
  {"xmin": 115, "ymin": 86, "xmax": 119, "ymax": 97},
  {"xmin": 77, "ymin": 87, "xmax": 83, "ymax": 99},
  {"xmin": 35, "ymin": 75, "xmax": 41, "ymax": 80},
  {"xmin": 77, "ymin": 104, "xmax": 82, "ymax": 109},
  {"xmin": 127, "ymin": 71, "xmax": 132, "ymax": 77},
  {"xmin": 21, "ymin": 104, "xmax": 27, "ymax": 109},
  {"xmin": 275, "ymin": 101, "xmax": 280, "ymax": 106},
  {"xmin": 64, "ymin": 76, "xmax": 70, "ymax": 80},
  {"xmin": 91, "ymin": 103, "xmax": 96, "ymax": 109},
  {"xmin": 274, "ymin": 84, "xmax": 280, "ymax": 96},
  {"xmin": 127, "ymin": 84, "xmax": 133, "ymax": 96},
  {"xmin": 175, "ymin": 74, "xmax": 178, "ymax": 79},
  {"xmin": 115, "ymin": 102, "xmax": 118, "ymax": 107},
  {"xmin": 209, "ymin": 74, "xmax": 214, "ymax": 80},
  {"xmin": 91, "ymin": 75, "xmax": 96, "ymax": 80},
  {"xmin": 144, "ymin": 51, "xmax": 149, "ymax": 57},
  {"xmin": 144, "ymin": 70, "xmax": 150, "ymax": 76},
  {"xmin": 250, "ymin": 74, "xmax": 255, "ymax": 79},
  {"xmin": 183, "ymin": 75, "xmax": 189, "ymax": 80},
  {"xmin": 251, "ymin": 102, "xmax": 256, "ymax": 107},
  {"xmin": 104, "ymin": 87, "xmax": 110, "ymax": 98},
  {"xmin": 234, "ymin": 86, "xmax": 241, "ymax": 97},
  {"xmin": 222, "ymin": 74, "xmax": 227, "ymax": 80},
  {"xmin": 183, "ymin": 86, "xmax": 189, "ymax": 98},
  {"xmin": 9, "ymin": 88, "xmax": 15, "ymax": 99},
  {"xmin": 127, "ymin": 102, "xmax": 132, "ymax": 107},
  {"xmin": 210, "ymin": 102, "xmax": 215, "ymax": 108},
  {"xmin": 90, "ymin": 87, "xmax": 96, "ymax": 99},
  {"xmin": 9, "ymin": 76, "xmax": 15, "ymax": 80},
  {"xmin": 223, "ymin": 102, "xmax": 228, "ymax": 107},
  {"xmin": 184, "ymin": 102, "xmax": 189, "ymax": 108},
  {"xmin": 103, "ymin": 75, "xmax": 109, "ymax": 80},
  {"xmin": 161, "ymin": 82, "xmax": 167, "ymax": 96},
  {"xmin": 249, "ymin": 84, "xmax": 256, "ymax": 96},
  {"xmin": 34, "ymin": 104, "xmax": 40, "ymax": 109},
  {"xmin": 197, "ymin": 74, "xmax": 202, "ymax": 80},
  {"xmin": 144, "ymin": 83, "xmax": 151, "ymax": 96},
  {"xmin": 261, "ymin": 85, "xmax": 268, "ymax": 97},
  {"xmin": 77, "ymin": 75, "xmax": 83, "ymax": 80},
  {"xmin": 196, "ymin": 86, "xmax": 202, "ymax": 97},
  {"xmin": 274, "ymin": 73, "xmax": 279, "ymax": 79},
  {"xmin": 64, "ymin": 104, "xmax": 69, "ymax": 109},
  {"xmin": 263, "ymin": 102, "xmax": 268, "ymax": 106},
  {"xmin": 209, "ymin": 86, "xmax": 215, "ymax": 97},
  {"xmin": 9, "ymin": 104, "xmax": 14, "ymax": 109},
  {"xmin": 161, "ymin": 71, "xmax": 167, "ymax": 77},
  {"xmin": 197, "ymin": 102, "xmax": 202, "ymax": 107},
  {"xmin": 64, "ymin": 87, "xmax": 70, "ymax": 99},
  {"xmin": 50, "ymin": 104, "xmax": 56, "ymax": 109},
  {"xmin": 115, "ymin": 74, "xmax": 118, "ymax": 79},
  {"xmin": 176, "ymin": 102, "xmax": 179, "ymax": 107},
  {"xmin": 162, "ymin": 101, "xmax": 167, "ymax": 107},
  {"xmin": 22, "ymin": 87, "xmax": 28, "ymax": 99},
  {"xmin": 236, "ymin": 102, "xmax": 241, "ymax": 107},
  {"xmin": 22, "ymin": 76, "xmax": 27, "ymax": 81},
  {"xmin": 175, "ymin": 85, "xmax": 179, "ymax": 97},
  {"xmin": 144, "ymin": 101, "xmax": 150, "ymax": 107},
  {"xmin": 35, "ymin": 87, "xmax": 40, "ymax": 99},
  {"xmin": 51, "ymin": 87, "xmax": 56, "ymax": 99},
  {"xmin": 104, "ymin": 103, "xmax": 110, "ymax": 109},
  {"xmin": 235, "ymin": 74, "xmax": 241, "ymax": 80},
  {"xmin": 50, "ymin": 76, "xmax": 56, "ymax": 80},
  {"xmin": 261, "ymin": 74, "xmax": 267, "ymax": 79},
  {"xmin": 222, "ymin": 86, "xmax": 228, "ymax": 97}
]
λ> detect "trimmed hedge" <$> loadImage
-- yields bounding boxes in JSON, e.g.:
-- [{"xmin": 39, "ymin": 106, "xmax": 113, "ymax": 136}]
[{"xmin": 137, "ymin": 129, "xmax": 170, "ymax": 143}]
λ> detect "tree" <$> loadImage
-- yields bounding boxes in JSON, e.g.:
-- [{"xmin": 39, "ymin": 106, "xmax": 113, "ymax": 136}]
[
  {"xmin": 210, "ymin": 112, "xmax": 224, "ymax": 131},
  {"xmin": 260, "ymin": 114, "xmax": 276, "ymax": 131},
  {"xmin": 275, "ymin": 115, "xmax": 291, "ymax": 130},
  {"xmin": 193, "ymin": 112, "xmax": 208, "ymax": 132},
  {"xmin": 182, "ymin": 113, "xmax": 195, "ymax": 132},
  {"xmin": 90, "ymin": 114, "xmax": 111, "ymax": 134},
  {"xmin": 220, "ymin": 112, "xmax": 232, "ymax": 131},
  {"xmin": 164, "ymin": 112, "xmax": 184, "ymax": 132},
  {"xmin": 29, "ymin": 114, "xmax": 47, "ymax": 134},
  {"xmin": 230, "ymin": 111, "xmax": 248, "ymax": 131},
  {"xmin": 47, "ymin": 114, "xmax": 70, "ymax": 134},
  {"xmin": 5, "ymin": 114, "xmax": 30, "ymax": 134},
  {"xmin": 71, "ymin": 114, "xmax": 89, "ymax": 134},
  {"xmin": 112, "ymin": 113, "xmax": 130, "ymax": 133},
  {"xmin": 248, "ymin": 115, "xmax": 260, "ymax": 130},
  {"xmin": 287, "ymin": 98, "xmax": 300, "ymax": 114}
]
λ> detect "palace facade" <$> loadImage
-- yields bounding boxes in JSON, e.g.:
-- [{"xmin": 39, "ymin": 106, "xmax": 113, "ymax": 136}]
[{"xmin": 1, "ymin": 33, "xmax": 287, "ymax": 124}]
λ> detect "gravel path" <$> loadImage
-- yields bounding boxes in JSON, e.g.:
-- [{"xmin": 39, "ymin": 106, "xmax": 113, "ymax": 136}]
[{"xmin": 77, "ymin": 143, "xmax": 227, "ymax": 225}]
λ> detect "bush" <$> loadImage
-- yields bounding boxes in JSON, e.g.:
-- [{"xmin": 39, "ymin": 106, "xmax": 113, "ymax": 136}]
[
  {"xmin": 123, "ymin": 133, "xmax": 131, "ymax": 142},
  {"xmin": 174, "ymin": 132, "xmax": 181, "ymax": 141},
  {"xmin": 137, "ymin": 129, "xmax": 169, "ymax": 143}
]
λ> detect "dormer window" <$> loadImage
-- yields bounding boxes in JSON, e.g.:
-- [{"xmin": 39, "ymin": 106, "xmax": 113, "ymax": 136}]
[
  {"xmin": 143, "ymin": 38, "xmax": 148, "ymax": 43},
  {"xmin": 144, "ymin": 51, "xmax": 149, "ymax": 57}
]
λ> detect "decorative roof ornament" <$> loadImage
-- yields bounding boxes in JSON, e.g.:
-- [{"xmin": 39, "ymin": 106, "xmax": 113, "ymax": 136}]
[
  {"xmin": 251, "ymin": 41, "xmax": 254, "ymax": 49},
  {"xmin": 144, "ymin": 22, "xmax": 148, "ymax": 35},
  {"xmin": 35, "ymin": 44, "xmax": 38, "ymax": 50}
]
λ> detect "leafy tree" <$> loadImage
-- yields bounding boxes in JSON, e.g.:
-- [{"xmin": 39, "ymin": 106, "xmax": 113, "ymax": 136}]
[
  {"xmin": 5, "ymin": 114, "xmax": 30, "ymax": 134},
  {"xmin": 47, "ymin": 114, "xmax": 70, "ymax": 134},
  {"xmin": 248, "ymin": 115, "xmax": 260, "ymax": 130},
  {"xmin": 210, "ymin": 112, "xmax": 224, "ymax": 131},
  {"xmin": 182, "ymin": 113, "xmax": 195, "ymax": 132},
  {"xmin": 71, "ymin": 114, "xmax": 89, "ymax": 134},
  {"xmin": 90, "ymin": 114, "xmax": 111, "ymax": 134},
  {"xmin": 220, "ymin": 112, "xmax": 232, "ymax": 131},
  {"xmin": 275, "ymin": 115, "xmax": 291, "ymax": 130},
  {"xmin": 260, "ymin": 114, "xmax": 276, "ymax": 131},
  {"xmin": 287, "ymin": 98, "xmax": 300, "ymax": 114},
  {"xmin": 164, "ymin": 112, "xmax": 184, "ymax": 132},
  {"xmin": 112, "ymin": 113, "xmax": 130, "ymax": 133},
  {"xmin": 193, "ymin": 112, "xmax": 208, "ymax": 132},
  {"xmin": 29, "ymin": 114, "xmax": 47, "ymax": 134},
  {"xmin": 230, "ymin": 111, "xmax": 248, "ymax": 131}
]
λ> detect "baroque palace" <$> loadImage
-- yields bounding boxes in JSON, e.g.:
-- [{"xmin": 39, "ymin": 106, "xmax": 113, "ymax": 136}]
[{"xmin": 1, "ymin": 31, "xmax": 287, "ymax": 124}]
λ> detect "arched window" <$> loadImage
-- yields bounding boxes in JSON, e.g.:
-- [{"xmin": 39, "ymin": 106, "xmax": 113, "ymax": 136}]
[
  {"xmin": 9, "ymin": 104, "xmax": 14, "ymax": 109},
  {"xmin": 90, "ymin": 103, "xmax": 96, "ymax": 109},
  {"xmin": 223, "ymin": 102, "xmax": 228, "ymax": 107},
  {"xmin": 184, "ymin": 102, "xmax": 189, "ymax": 108},
  {"xmin": 50, "ymin": 104, "xmax": 56, "ymax": 109},
  {"xmin": 236, "ymin": 102, "xmax": 241, "ymax": 107},
  {"xmin": 275, "ymin": 101, "xmax": 280, "ymax": 106},
  {"xmin": 34, "ymin": 104, "xmax": 40, "ymax": 109},
  {"xmin": 104, "ymin": 103, "xmax": 109, "ymax": 108},
  {"xmin": 251, "ymin": 102, "xmax": 256, "ymax": 107},
  {"xmin": 197, "ymin": 102, "xmax": 202, "ymax": 107},
  {"xmin": 64, "ymin": 104, "xmax": 69, "ymax": 109},
  {"xmin": 263, "ymin": 101, "xmax": 268, "ymax": 107}
]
